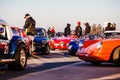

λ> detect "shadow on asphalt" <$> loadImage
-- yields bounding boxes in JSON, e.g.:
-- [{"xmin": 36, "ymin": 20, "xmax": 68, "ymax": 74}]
[
  {"xmin": 0, "ymin": 61, "xmax": 79, "ymax": 80},
  {"xmin": 31, "ymin": 50, "xmax": 76, "ymax": 59},
  {"xmin": 73, "ymin": 61, "xmax": 120, "ymax": 68},
  {"xmin": 0, "ymin": 50, "xmax": 78, "ymax": 80}
]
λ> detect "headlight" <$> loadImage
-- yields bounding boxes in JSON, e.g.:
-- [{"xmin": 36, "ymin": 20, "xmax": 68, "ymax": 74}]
[
  {"xmin": 96, "ymin": 42, "xmax": 102, "ymax": 49},
  {"xmin": 78, "ymin": 39, "xmax": 84, "ymax": 47},
  {"xmin": 79, "ymin": 43, "xmax": 83, "ymax": 47}
]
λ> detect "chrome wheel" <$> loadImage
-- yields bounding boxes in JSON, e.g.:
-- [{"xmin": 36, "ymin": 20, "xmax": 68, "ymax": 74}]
[{"xmin": 20, "ymin": 48, "xmax": 26, "ymax": 67}]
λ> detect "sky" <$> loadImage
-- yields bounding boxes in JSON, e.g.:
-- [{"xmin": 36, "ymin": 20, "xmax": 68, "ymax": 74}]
[{"xmin": 0, "ymin": 0, "xmax": 120, "ymax": 32}]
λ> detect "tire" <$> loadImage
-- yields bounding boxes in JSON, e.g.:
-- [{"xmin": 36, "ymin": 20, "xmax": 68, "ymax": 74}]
[
  {"xmin": 112, "ymin": 47, "xmax": 120, "ymax": 66},
  {"xmin": 8, "ymin": 44, "xmax": 27, "ymax": 71},
  {"xmin": 90, "ymin": 61, "xmax": 101, "ymax": 65},
  {"xmin": 44, "ymin": 45, "xmax": 50, "ymax": 55},
  {"xmin": 68, "ymin": 50, "xmax": 77, "ymax": 56}
]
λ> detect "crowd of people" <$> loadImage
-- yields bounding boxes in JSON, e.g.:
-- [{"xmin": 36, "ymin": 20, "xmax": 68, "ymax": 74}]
[
  {"xmin": 23, "ymin": 13, "xmax": 116, "ymax": 40},
  {"xmin": 47, "ymin": 21, "xmax": 116, "ymax": 39}
]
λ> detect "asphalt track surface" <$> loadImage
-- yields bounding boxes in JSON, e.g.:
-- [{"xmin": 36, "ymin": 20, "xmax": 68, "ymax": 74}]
[{"xmin": 0, "ymin": 50, "xmax": 120, "ymax": 80}]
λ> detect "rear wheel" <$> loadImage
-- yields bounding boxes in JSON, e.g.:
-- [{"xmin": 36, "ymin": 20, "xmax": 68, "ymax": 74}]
[
  {"xmin": 8, "ymin": 44, "xmax": 27, "ymax": 71},
  {"xmin": 112, "ymin": 47, "xmax": 120, "ymax": 66}
]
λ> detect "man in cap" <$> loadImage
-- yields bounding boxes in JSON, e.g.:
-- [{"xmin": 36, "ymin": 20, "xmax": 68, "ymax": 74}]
[
  {"xmin": 23, "ymin": 13, "xmax": 36, "ymax": 52},
  {"xmin": 75, "ymin": 21, "xmax": 82, "ymax": 38}
]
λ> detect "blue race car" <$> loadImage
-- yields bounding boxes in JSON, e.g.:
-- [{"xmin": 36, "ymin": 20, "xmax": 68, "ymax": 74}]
[
  {"xmin": 0, "ymin": 19, "xmax": 27, "ymax": 71},
  {"xmin": 33, "ymin": 28, "xmax": 50, "ymax": 54},
  {"xmin": 68, "ymin": 35, "xmax": 99, "ymax": 56},
  {"xmin": 68, "ymin": 39, "xmax": 84, "ymax": 56}
]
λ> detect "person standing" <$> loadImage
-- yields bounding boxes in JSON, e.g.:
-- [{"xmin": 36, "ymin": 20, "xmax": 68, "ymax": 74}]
[
  {"xmin": 51, "ymin": 26, "xmax": 55, "ymax": 38},
  {"xmin": 64, "ymin": 23, "xmax": 71, "ymax": 37},
  {"xmin": 84, "ymin": 22, "xmax": 91, "ymax": 35},
  {"xmin": 47, "ymin": 27, "xmax": 52, "ymax": 38},
  {"xmin": 75, "ymin": 21, "xmax": 82, "ymax": 38},
  {"xmin": 105, "ymin": 22, "xmax": 112, "ymax": 31},
  {"xmin": 23, "ymin": 13, "xmax": 36, "ymax": 51}
]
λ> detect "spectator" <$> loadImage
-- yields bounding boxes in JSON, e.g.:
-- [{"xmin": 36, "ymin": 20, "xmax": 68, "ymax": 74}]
[
  {"xmin": 64, "ymin": 23, "xmax": 71, "ymax": 37},
  {"xmin": 84, "ymin": 22, "xmax": 91, "ymax": 35},
  {"xmin": 47, "ymin": 27, "xmax": 52, "ymax": 38},
  {"xmin": 51, "ymin": 26, "xmax": 55, "ymax": 37},
  {"xmin": 111, "ymin": 23, "xmax": 116, "ymax": 30},
  {"xmin": 105, "ymin": 22, "xmax": 112, "ymax": 31},
  {"xmin": 75, "ymin": 21, "xmax": 82, "ymax": 38},
  {"xmin": 23, "ymin": 13, "xmax": 36, "ymax": 51},
  {"xmin": 90, "ymin": 24, "xmax": 97, "ymax": 35}
]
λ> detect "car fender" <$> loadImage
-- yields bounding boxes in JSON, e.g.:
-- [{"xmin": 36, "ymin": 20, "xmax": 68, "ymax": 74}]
[{"xmin": 9, "ymin": 36, "xmax": 26, "ymax": 57}]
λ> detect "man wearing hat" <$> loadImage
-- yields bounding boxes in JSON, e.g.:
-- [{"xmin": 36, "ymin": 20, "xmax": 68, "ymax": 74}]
[
  {"xmin": 75, "ymin": 21, "xmax": 82, "ymax": 38},
  {"xmin": 23, "ymin": 13, "xmax": 36, "ymax": 52},
  {"xmin": 24, "ymin": 13, "xmax": 36, "ymax": 35}
]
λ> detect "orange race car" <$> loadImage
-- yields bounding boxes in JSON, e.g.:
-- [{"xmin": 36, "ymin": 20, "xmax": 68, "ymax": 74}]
[{"xmin": 76, "ymin": 38, "xmax": 120, "ymax": 66}]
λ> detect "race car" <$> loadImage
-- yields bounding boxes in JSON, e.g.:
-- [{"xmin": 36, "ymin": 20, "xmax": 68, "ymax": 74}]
[
  {"xmin": 11, "ymin": 26, "xmax": 31, "ymax": 56},
  {"xmin": 49, "ymin": 35, "xmax": 77, "ymax": 50},
  {"xmin": 0, "ymin": 19, "xmax": 27, "ymax": 70},
  {"xmin": 33, "ymin": 28, "xmax": 50, "ymax": 55},
  {"xmin": 68, "ymin": 30, "xmax": 120, "ymax": 56},
  {"xmin": 76, "ymin": 38, "xmax": 120, "ymax": 66},
  {"xmin": 68, "ymin": 35, "xmax": 102, "ymax": 55}
]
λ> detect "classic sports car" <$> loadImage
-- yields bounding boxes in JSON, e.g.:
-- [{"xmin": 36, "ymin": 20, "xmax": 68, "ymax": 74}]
[
  {"xmin": 49, "ymin": 35, "xmax": 77, "ymax": 50},
  {"xmin": 11, "ymin": 27, "xmax": 31, "ymax": 56},
  {"xmin": 68, "ymin": 30, "xmax": 120, "ymax": 56},
  {"xmin": 68, "ymin": 35, "xmax": 102, "ymax": 55},
  {"xmin": 33, "ymin": 28, "xmax": 50, "ymax": 54},
  {"xmin": 0, "ymin": 19, "xmax": 27, "ymax": 70},
  {"xmin": 76, "ymin": 38, "xmax": 120, "ymax": 66}
]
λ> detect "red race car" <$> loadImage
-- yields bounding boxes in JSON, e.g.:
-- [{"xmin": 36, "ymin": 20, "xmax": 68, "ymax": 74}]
[
  {"xmin": 76, "ymin": 38, "xmax": 120, "ymax": 66},
  {"xmin": 11, "ymin": 26, "xmax": 32, "ymax": 56},
  {"xmin": 49, "ymin": 35, "xmax": 77, "ymax": 50}
]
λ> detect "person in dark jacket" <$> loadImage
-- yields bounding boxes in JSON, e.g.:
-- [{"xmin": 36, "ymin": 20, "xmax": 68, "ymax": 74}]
[
  {"xmin": 84, "ymin": 22, "xmax": 91, "ymax": 35},
  {"xmin": 64, "ymin": 23, "xmax": 71, "ymax": 37},
  {"xmin": 23, "ymin": 13, "xmax": 36, "ymax": 36},
  {"xmin": 75, "ymin": 21, "xmax": 82, "ymax": 38},
  {"xmin": 23, "ymin": 13, "xmax": 36, "ymax": 52},
  {"xmin": 105, "ymin": 22, "xmax": 112, "ymax": 31},
  {"xmin": 47, "ymin": 27, "xmax": 52, "ymax": 38}
]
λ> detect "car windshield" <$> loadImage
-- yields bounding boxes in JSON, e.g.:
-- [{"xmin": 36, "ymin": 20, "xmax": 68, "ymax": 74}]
[
  {"xmin": 104, "ymin": 31, "xmax": 120, "ymax": 38},
  {"xmin": 35, "ymin": 29, "xmax": 46, "ymax": 37},
  {"xmin": 11, "ymin": 28, "xmax": 20, "ymax": 36}
]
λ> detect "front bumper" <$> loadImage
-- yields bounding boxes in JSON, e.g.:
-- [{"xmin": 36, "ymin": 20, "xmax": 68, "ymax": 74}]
[
  {"xmin": 33, "ymin": 42, "xmax": 47, "ymax": 51},
  {"xmin": 76, "ymin": 48, "xmax": 104, "ymax": 62},
  {"xmin": 51, "ymin": 43, "xmax": 68, "ymax": 50}
]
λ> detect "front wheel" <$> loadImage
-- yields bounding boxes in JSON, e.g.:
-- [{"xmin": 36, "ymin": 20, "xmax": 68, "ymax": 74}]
[
  {"xmin": 8, "ymin": 44, "xmax": 27, "ymax": 71},
  {"xmin": 112, "ymin": 47, "xmax": 120, "ymax": 66},
  {"xmin": 68, "ymin": 50, "xmax": 77, "ymax": 56},
  {"xmin": 44, "ymin": 45, "xmax": 50, "ymax": 55}
]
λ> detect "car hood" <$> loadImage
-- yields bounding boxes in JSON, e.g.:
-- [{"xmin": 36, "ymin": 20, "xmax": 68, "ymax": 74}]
[
  {"xmin": 52, "ymin": 37, "xmax": 72, "ymax": 41},
  {"xmin": 33, "ymin": 37, "xmax": 47, "ymax": 42}
]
